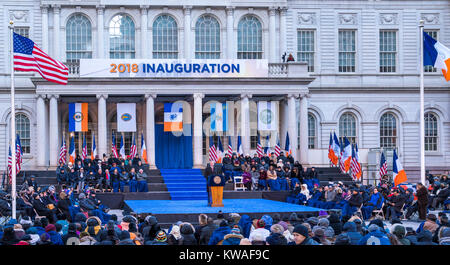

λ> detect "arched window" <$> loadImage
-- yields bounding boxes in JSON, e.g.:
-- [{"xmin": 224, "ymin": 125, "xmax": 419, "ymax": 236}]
[
  {"xmin": 339, "ymin": 112, "xmax": 357, "ymax": 144},
  {"xmin": 109, "ymin": 14, "xmax": 135, "ymax": 58},
  {"xmin": 66, "ymin": 14, "xmax": 92, "ymax": 62},
  {"xmin": 153, "ymin": 15, "xmax": 178, "ymax": 59},
  {"xmin": 195, "ymin": 15, "xmax": 220, "ymax": 59},
  {"xmin": 380, "ymin": 113, "xmax": 397, "ymax": 148},
  {"xmin": 308, "ymin": 114, "xmax": 316, "ymax": 149},
  {"xmin": 424, "ymin": 112, "xmax": 438, "ymax": 151},
  {"xmin": 237, "ymin": 15, "xmax": 262, "ymax": 59},
  {"xmin": 15, "ymin": 114, "xmax": 30, "ymax": 154}
]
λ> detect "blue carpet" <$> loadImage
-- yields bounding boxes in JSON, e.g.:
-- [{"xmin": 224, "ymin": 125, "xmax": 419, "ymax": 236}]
[
  {"xmin": 125, "ymin": 199, "xmax": 323, "ymax": 214},
  {"xmin": 160, "ymin": 169, "xmax": 208, "ymax": 200}
]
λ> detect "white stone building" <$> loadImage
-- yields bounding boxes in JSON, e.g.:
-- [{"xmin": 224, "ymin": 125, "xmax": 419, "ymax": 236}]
[{"xmin": 0, "ymin": 0, "xmax": 449, "ymax": 183}]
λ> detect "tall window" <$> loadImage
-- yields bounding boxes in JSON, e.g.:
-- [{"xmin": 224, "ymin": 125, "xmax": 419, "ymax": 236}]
[
  {"xmin": 237, "ymin": 16, "xmax": 262, "ymax": 59},
  {"xmin": 195, "ymin": 15, "xmax": 220, "ymax": 59},
  {"xmin": 338, "ymin": 30, "xmax": 356, "ymax": 72},
  {"xmin": 380, "ymin": 113, "xmax": 397, "ymax": 148},
  {"xmin": 424, "ymin": 112, "xmax": 438, "ymax": 151},
  {"xmin": 14, "ymin": 27, "xmax": 30, "ymax": 38},
  {"xmin": 339, "ymin": 112, "xmax": 357, "ymax": 144},
  {"xmin": 308, "ymin": 114, "xmax": 316, "ymax": 149},
  {"xmin": 297, "ymin": 30, "xmax": 315, "ymax": 72},
  {"xmin": 66, "ymin": 14, "xmax": 92, "ymax": 62},
  {"xmin": 109, "ymin": 14, "xmax": 135, "ymax": 59},
  {"xmin": 379, "ymin": 30, "xmax": 397, "ymax": 72},
  {"xmin": 424, "ymin": 30, "xmax": 438, "ymax": 72},
  {"xmin": 153, "ymin": 15, "xmax": 178, "ymax": 59},
  {"xmin": 15, "ymin": 114, "xmax": 31, "ymax": 154}
]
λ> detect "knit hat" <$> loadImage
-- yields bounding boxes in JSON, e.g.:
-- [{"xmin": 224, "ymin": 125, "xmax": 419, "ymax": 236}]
[
  {"xmin": 368, "ymin": 224, "xmax": 379, "ymax": 232},
  {"xmin": 270, "ymin": 224, "xmax": 284, "ymax": 234},
  {"xmin": 369, "ymin": 219, "xmax": 384, "ymax": 230},
  {"xmin": 392, "ymin": 225, "xmax": 406, "ymax": 238},
  {"xmin": 334, "ymin": 234, "xmax": 351, "ymax": 245},
  {"xmin": 155, "ymin": 230, "xmax": 167, "ymax": 242},
  {"xmin": 313, "ymin": 227, "xmax": 325, "ymax": 237},
  {"xmin": 293, "ymin": 224, "xmax": 309, "ymax": 238},
  {"xmin": 256, "ymin": 219, "xmax": 266, "ymax": 229},
  {"xmin": 318, "ymin": 218, "xmax": 330, "ymax": 227},
  {"xmin": 277, "ymin": 221, "xmax": 288, "ymax": 232},
  {"xmin": 231, "ymin": 226, "xmax": 241, "ymax": 235}
]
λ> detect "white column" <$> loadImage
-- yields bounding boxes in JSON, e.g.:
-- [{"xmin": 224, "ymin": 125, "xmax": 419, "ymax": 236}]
[
  {"xmin": 97, "ymin": 94, "xmax": 108, "ymax": 158},
  {"xmin": 184, "ymin": 6, "xmax": 192, "ymax": 59},
  {"xmin": 145, "ymin": 94, "xmax": 157, "ymax": 169},
  {"xmin": 52, "ymin": 4, "xmax": 61, "ymax": 59},
  {"xmin": 269, "ymin": 7, "xmax": 277, "ymax": 63},
  {"xmin": 141, "ymin": 6, "xmax": 149, "ymax": 59},
  {"xmin": 226, "ymin": 6, "xmax": 235, "ymax": 59},
  {"xmin": 41, "ymin": 5, "xmax": 49, "ymax": 52},
  {"xmin": 299, "ymin": 93, "xmax": 309, "ymax": 164},
  {"xmin": 287, "ymin": 94, "xmax": 299, "ymax": 161},
  {"xmin": 48, "ymin": 94, "xmax": 59, "ymax": 166},
  {"xmin": 193, "ymin": 93, "xmax": 204, "ymax": 168},
  {"xmin": 241, "ymin": 93, "xmax": 252, "ymax": 155},
  {"xmin": 36, "ymin": 94, "xmax": 47, "ymax": 167},
  {"xmin": 96, "ymin": 5, "xmax": 105, "ymax": 58},
  {"xmin": 279, "ymin": 7, "xmax": 287, "ymax": 60}
]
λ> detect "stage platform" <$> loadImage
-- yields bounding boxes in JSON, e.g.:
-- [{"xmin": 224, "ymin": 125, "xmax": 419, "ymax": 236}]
[{"xmin": 124, "ymin": 199, "xmax": 324, "ymax": 228}]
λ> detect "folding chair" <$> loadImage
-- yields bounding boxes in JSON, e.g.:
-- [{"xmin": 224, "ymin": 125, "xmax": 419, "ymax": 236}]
[
  {"xmin": 372, "ymin": 202, "xmax": 385, "ymax": 220},
  {"xmin": 233, "ymin": 176, "xmax": 246, "ymax": 191}
]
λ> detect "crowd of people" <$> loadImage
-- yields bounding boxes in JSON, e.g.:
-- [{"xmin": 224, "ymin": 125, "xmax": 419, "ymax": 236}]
[
  {"xmin": 54, "ymin": 153, "xmax": 148, "ymax": 193},
  {"xmin": 204, "ymin": 151, "xmax": 319, "ymax": 191},
  {"xmin": 0, "ymin": 206, "xmax": 448, "ymax": 245}
]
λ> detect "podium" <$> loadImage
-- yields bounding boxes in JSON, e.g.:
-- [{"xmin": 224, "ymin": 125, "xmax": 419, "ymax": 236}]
[{"xmin": 207, "ymin": 175, "xmax": 225, "ymax": 207}]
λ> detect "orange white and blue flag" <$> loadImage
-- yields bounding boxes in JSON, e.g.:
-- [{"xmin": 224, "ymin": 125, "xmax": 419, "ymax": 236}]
[
  {"xmin": 164, "ymin": 103, "xmax": 183, "ymax": 132},
  {"xmin": 342, "ymin": 137, "xmax": 352, "ymax": 172},
  {"xmin": 69, "ymin": 136, "xmax": 76, "ymax": 164},
  {"xmin": 69, "ymin": 103, "xmax": 88, "ymax": 132},
  {"xmin": 393, "ymin": 149, "xmax": 408, "ymax": 187},
  {"xmin": 328, "ymin": 132, "xmax": 340, "ymax": 166},
  {"xmin": 423, "ymin": 32, "xmax": 450, "ymax": 81},
  {"xmin": 140, "ymin": 133, "xmax": 148, "ymax": 163}
]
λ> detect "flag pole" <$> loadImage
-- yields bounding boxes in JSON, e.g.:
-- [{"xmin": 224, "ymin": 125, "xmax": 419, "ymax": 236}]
[
  {"xmin": 9, "ymin": 20, "xmax": 16, "ymax": 220},
  {"xmin": 419, "ymin": 20, "xmax": 425, "ymax": 185}
]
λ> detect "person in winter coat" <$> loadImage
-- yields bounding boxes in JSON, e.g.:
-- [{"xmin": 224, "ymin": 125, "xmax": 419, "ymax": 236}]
[
  {"xmin": 84, "ymin": 216, "xmax": 103, "ymax": 241},
  {"xmin": 342, "ymin": 188, "xmax": 363, "ymax": 218},
  {"xmin": 222, "ymin": 226, "xmax": 244, "ymax": 245},
  {"xmin": 361, "ymin": 188, "xmax": 384, "ymax": 220},
  {"xmin": 167, "ymin": 225, "xmax": 182, "ymax": 245},
  {"xmin": 314, "ymin": 218, "xmax": 335, "ymax": 238},
  {"xmin": 199, "ymin": 218, "xmax": 218, "ymax": 245},
  {"xmin": 179, "ymin": 222, "xmax": 197, "ymax": 245},
  {"xmin": 266, "ymin": 224, "xmax": 288, "ymax": 245},
  {"xmin": 238, "ymin": 215, "xmax": 253, "ymax": 239},
  {"xmin": 288, "ymin": 224, "xmax": 319, "ymax": 245},
  {"xmin": 118, "ymin": 230, "xmax": 135, "ymax": 245},
  {"xmin": 312, "ymin": 227, "xmax": 331, "ymax": 245},
  {"xmin": 249, "ymin": 219, "xmax": 270, "ymax": 243},
  {"xmin": 439, "ymin": 227, "xmax": 450, "ymax": 245},
  {"xmin": 392, "ymin": 225, "xmax": 410, "ymax": 245},
  {"xmin": 415, "ymin": 183, "xmax": 429, "ymax": 221},
  {"xmin": 62, "ymin": 223, "xmax": 79, "ymax": 245},
  {"xmin": 145, "ymin": 230, "xmax": 168, "ymax": 245},
  {"xmin": 0, "ymin": 227, "xmax": 20, "ymax": 245},
  {"xmin": 79, "ymin": 231, "xmax": 97, "ymax": 245},
  {"xmin": 37, "ymin": 232, "xmax": 53, "ymax": 245},
  {"xmin": 416, "ymin": 230, "xmax": 437, "ymax": 245},
  {"xmin": 142, "ymin": 216, "xmax": 160, "ymax": 242},
  {"xmin": 45, "ymin": 224, "xmax": 63, "ymax": 245},
  {"xmin": 358, "ymin": 224, "xmax": 391, "ymax": 245},
  {"xmin": 341, "ymin": 222, "xmax": 362, "ymax": 245},
  {"xmin": 327, "ymin": 212, "xmax": 342, "ymax": 235},
  {"xmin": 209, "ymin": 220, "xmax": 231, "ymax": 245}
]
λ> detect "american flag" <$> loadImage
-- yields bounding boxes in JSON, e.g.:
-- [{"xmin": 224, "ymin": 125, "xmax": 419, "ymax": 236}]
[
  {"xmin": 13, "ymin": 32, "xmax": 68, "ymax": 85},
  {"xmin": 379, "ymin": 151, "xmax": 387, "ymax": 181},
  {"xmin": 350, "ymin": 144, "xmax": 361, "ymax": 181},
  {"xmin": 209, "ymin": 136, "xmax": 218, "ymax": 162},
  {"xmin": 15, "ymin": 134, "xmax": 22, "ymax": 173},
  {"xmin": 339, "ymin": 148, "xmax": 345, "ymax": 173},
  {"xmin": 226, "ymin": 136, "xmax": 233, "ymax": 157},
  {"xmin": 256, "ymin": 135, "xmax": 263, "ymax": 158},
  {"xmin": 129, "ymin": 135, "xmax": 137, "ymax": 159},
  {"xmin": 274, "ymin": 136, "xmax": 281, "ymax": 157},
  {"xmin": 81, "ymin": 135, "xmax": 87, "ymax": 161},
  {"xmin": 58, "ymin": 138, "xmax": 67, "ymax": 164},
  {"xmin": 111, "ymin": 132, "xmax": 119, "ymax": 158},
  {"xmin": 7, "ymin": 145, "xmax": 12, "ymax": 185}
]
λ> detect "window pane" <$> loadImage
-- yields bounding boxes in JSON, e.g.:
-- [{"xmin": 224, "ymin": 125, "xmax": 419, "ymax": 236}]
[
  {"xmin": 339, "ymin": 112, "xmax": 357, "ymax": 144},
  {"xmin": 109, "ymin": 14, "xmax": 135, "ymax": 59},
  {"xmin": 237, "ymin": 16, "xmax": 262, "ymax": 59},
  {"xmin": 66, "ymin": 14, "xmax": 92, "ymax": 62},
  {"xmin": 424, "ymin": 113, "xmax": 438, "ymax": 151},
  {"xmin": 297, "ymin": 30, "xmax": 315, "ymax": 72},
  {"xmin": 15, "ymin": 114, "xmax": 31, "ymax": 154},
  {"xmin": 379, "ymin": 30, "xmax": 397, "ymax": 72},
  {"xmin": 195, "ymin": 15, "xmax": 220, "ymax": 59},
  {"xmin": 308, "ymin": 114, "xmax": 316, "ymax": 149},
  {"xmin": 338, "ymin": 30, "xmax": 356, "ymax": 72},
  {"xmin": 153, "ymin": 15, "xmax": 178, "ymax": 59},
  {"xmin": 380, "ymin": 113, "xmax": 397, "ymax": 148}
]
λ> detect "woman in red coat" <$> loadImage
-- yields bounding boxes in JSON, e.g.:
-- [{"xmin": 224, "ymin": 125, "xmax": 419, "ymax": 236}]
[{"xmin": 415, "ymin": 183, "xmax": 429, "ymax": 221}]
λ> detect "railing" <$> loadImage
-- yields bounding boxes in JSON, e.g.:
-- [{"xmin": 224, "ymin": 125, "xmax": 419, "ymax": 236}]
[
  {"xmin": 268, "ymin": 63, "xmax": 288, "ymax": 77},
  {"xmin": 66, "ymin": 61, "xmax": 80, "ymax": 77}
]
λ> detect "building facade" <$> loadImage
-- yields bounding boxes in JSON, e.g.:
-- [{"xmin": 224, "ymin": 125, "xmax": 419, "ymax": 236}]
[{"xmin": 0, "ymin": 0, "xmax": 449, "ymax": 182}]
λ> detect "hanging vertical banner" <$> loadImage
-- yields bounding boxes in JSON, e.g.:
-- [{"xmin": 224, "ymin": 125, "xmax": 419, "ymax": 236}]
[
  {"xmin": 69, "ymin": 103, "xmax": 88, "ymax": 132},
  {"xmin": 210, "ymin": 102, "xmax": 228, "ymax": 132},
  {"xmin": 257, "ymin": 101, "xmax": 278, "ymax": 131},
  {"xmin": 117, "ymin": 103, "xmax": 136, "ymax": 132},
  {"xmin": 164, "ymin": 102, "xmax": 183, "ymax": 132}
]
